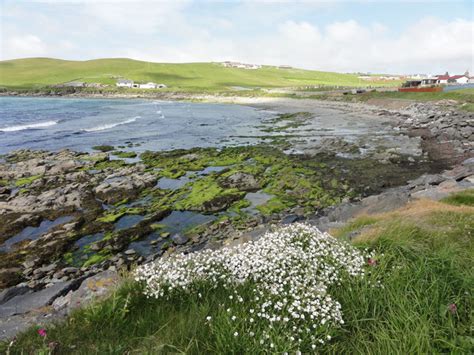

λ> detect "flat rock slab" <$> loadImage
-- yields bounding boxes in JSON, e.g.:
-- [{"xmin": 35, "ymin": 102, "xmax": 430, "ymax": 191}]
[
  {"xmin": 67, "ymin": 270, "xmax": 119, "ymax": 311},
  {"xmin": 0, "ymin": 281, "xmax": 73, "ymax": 318},
  {"xmin": 0, "ymin": 314, "xmax": 39, "ymax": 340}
]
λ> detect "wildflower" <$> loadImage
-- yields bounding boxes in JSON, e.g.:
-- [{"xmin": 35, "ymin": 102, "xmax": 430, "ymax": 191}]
[
  {"xmin": 448, "ymin": 303, "xmax": 457, "ymax": 314},
  {"xmin": 206, "ymin": 316, "xmax": 212, "ymax": 321},
  {"xmin": 367, "ymin": 258, "xmax": 377, "ymax": 266},
  {"xmin": 135, "ymin": 223, "xmax": 372, "ymax": 349},
  {"xmin": 37, "ymin": 328, "xmax": 47, "ymax": 337},
  {"xmin": 234, "ymin": 332, "xmax": 239, "ymax": 337}
]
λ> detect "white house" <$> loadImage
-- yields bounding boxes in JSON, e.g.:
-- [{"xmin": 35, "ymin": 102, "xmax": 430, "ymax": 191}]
[
  {"xmin": 449, "ymin": 75, "xmax": 469, "ymax": 84},
  {"xmin": 116, "ymin": 79, "xmax": 134, "ymax": 88}
]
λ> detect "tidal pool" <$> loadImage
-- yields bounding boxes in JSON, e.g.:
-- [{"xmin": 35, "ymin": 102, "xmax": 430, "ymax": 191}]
[{"xmin": 0, "ymin": 215, "xmax": 74, "ymax": 252}]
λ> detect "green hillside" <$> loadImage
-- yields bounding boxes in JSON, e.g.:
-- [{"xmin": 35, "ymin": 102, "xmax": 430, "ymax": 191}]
[{"xmin": 0, "ymin": 57, "xmax": 397, "ymax": 91}]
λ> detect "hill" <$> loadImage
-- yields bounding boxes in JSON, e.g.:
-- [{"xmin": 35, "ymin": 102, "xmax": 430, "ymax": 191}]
[{"xmin": 0, "ymin": 57, "xmax": 398, "ymax": 91}]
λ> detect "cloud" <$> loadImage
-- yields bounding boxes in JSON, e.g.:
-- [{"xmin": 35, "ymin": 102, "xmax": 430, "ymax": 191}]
[
  {"xmin": 1, "ymin": 35, "xmax": 47, "ymax": 58},
  {"xmin": 0, "ymin": 0, "xmax": 472, "ymax": 74}
]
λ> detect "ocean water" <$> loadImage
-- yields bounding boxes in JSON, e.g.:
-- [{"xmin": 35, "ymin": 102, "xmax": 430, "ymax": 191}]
[{"xmin": 0, "ymin": 97, "xmax": 273, "ymax": 155}]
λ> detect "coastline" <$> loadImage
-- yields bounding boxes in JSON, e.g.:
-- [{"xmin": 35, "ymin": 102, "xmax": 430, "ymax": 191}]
[{"xmin": 0, "ymin": 91, "xmax": 472, "ymax": 340}]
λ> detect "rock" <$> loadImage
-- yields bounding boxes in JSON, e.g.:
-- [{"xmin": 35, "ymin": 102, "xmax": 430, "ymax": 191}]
[
  {"xmin": 67, "ymin": 271, "xmax": 119, "ymax": 311},
  {"xmin": 461, "ymin": 157, "xmax": 474, "ymax": 167},
  {"xmin": 442, "ymin": 166, "xmax": 472, "ymax": 181},
  {"xmin": 0, "ymin": 281, "xmax": 75, "ymax": 317},
  {"xmin": 0, "ymin": 314, "xmax": 38, "ymax": 341},
  {"xmin": 171, "ymin": 233, "xmax": 189, "ymax": 245},
  {"xmin": 222, "ymin": 172, "xmax": 261, "ymax": 191},
  {"xmin": 124, "ymin": 249, "xmax": 136, "ymax": 255},
  {"xmin": 61, "ymin": 267, "xmax": 79, "ymax": 275},
  {"xmin": 13, "ymin": 214, "xmax": 41, "ymax": 227},
  {"xmin": 280, "ymin": 214, "xmax": 301, "ymax": 225},
  {"xmin": 47, "ymin": 159, "xmax": 79, "ymax": 175},
  {"xmin": 0, "ymin": 268, "xmax": 23, "ymax": 289},
  {"xmin": 0, "ymin": 286, "xmax": 30, "ymax": 305}
]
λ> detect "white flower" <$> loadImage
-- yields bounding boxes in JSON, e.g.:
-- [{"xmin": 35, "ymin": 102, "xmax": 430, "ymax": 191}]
[
  {"xmin": 135, "ymin": 223, "xmax": 372, "ymax": 349},
  {"xmin": 206, "ymin": 316, "xmax": 212, "ymax": 321},
  {"xmin": 234, "ymin": 332, "xmax": 238, "ymax": 337}
]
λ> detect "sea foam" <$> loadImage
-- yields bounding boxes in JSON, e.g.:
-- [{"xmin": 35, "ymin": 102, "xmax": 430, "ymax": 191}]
[
  {"xmin": 83, "ymin": 116, "xmax": 140, "ymax": 132},
  {"xmin": 0, "ymin": 120, "xmax": 58, "ymax": 132}
]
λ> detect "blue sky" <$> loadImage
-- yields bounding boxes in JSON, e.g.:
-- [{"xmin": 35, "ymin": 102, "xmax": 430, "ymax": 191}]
[{"xmin": 1, "ymin": 0, "xmax": 473, "ymax": 73}]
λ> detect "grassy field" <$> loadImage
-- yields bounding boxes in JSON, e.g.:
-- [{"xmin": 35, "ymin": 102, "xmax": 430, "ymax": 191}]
[
  {"xmin": 2, "ymin": 189, "xmax": 472, "ymax": 354},
  {"xmin": 354, "ymin": 88, "xmax": 474, "ymax": 103},
  {"xmin": 0, "ymin": 57, "xmax": 400, "ymax": 91}
]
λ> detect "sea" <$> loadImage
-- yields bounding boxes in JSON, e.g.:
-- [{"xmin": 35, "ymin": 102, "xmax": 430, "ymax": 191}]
[{"xmin": 0, "ymin": 97, "xmax": 274, "ymax": 155}]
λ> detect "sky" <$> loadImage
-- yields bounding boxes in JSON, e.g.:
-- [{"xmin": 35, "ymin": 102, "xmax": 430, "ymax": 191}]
[{"xmin": 0, "ymin": 0, "xmax": 473, "ymax": 74}]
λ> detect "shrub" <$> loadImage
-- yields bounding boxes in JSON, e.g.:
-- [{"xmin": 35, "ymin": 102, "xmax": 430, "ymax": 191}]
[{"xmin": 135, "ymin": 223, "xmax": 372, "ymax": 351}]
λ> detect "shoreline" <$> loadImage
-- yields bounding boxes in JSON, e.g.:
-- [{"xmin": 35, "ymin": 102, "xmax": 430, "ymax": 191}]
[{"xmin": 0, "ymin": 91, "xmax": 473, "ymax": 340}]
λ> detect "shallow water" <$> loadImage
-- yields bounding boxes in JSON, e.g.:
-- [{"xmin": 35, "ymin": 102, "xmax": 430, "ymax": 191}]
[
  {"xmin": 75, "ymin": 232, "xmax": 105, "ymax": 249},
  {"xmin": 127, "ymin": 211, "xmax": 216, "ymax": 256},
  {"xmin": 0, "ymin": 97, "xmax": 272, "ymax": 154},
  {"xmin": 114, "ymin": 215, "xmax": 144, "ymax": 231},
  {"xmin": 0, "ymin": 97, "xmax": 421, "ymax": 156},
  {"xmin": 0, "ymin": 215, "xmax": 73, "ymax": 252},
  {"xmin": 243, "ymin": 191, "xmax": 274, "ymax": 214}
]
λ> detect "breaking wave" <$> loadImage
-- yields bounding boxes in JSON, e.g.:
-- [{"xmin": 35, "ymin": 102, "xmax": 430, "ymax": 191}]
[
  {"xmin": 82, "ymin": 116, "xmax": 140, "ymax": 132},
  {"xmin": 0, "ymin": 120, "xmax": 58, "ymax": 132}
]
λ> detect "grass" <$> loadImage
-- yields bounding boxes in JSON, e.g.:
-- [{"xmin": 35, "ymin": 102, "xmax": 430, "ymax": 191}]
[
  {"xmin": 2, "ymin": 190, "xmax": 473, "ymax": 353},
  {"xmin": 353, "ymin": 88, "xmax": 474, "ymax": 104},
  {"xmin": 0, "ymin": 57, "xmax": 399, "ymax": 91}
]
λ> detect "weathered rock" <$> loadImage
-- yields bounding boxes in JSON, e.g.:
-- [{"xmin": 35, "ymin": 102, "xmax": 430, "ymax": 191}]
[
  {"xmin": 222, "ymin": 172, "xmax": 261, "ymax": 191},
  {"xmin": 0, "ymin": 286, "xmax": 30, "ymax": 305},
  {"xmin": 66, "ymin": 271, "xmax": 119, "ymax": 311},
  {"xmin": 171, "ymin": 233, "xmax": 189, "ymax": 245},
  {"xmin": 0, "ymin": 281, "xmax": 75, "ymax": 317}
]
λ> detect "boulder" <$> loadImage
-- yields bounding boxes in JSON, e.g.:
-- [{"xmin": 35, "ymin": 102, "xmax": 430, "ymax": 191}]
[
  {"xmin": 171, "ymin": 234, "xmax": 189, "ymax": 245},
  {"xmin": 222, "ymin": 173, "xmax": 260, "ymax": 191}
]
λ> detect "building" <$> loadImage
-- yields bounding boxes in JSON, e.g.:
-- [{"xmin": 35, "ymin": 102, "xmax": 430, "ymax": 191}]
[
  {"xmin": 222, "ymin": 61, "xmax": 261, "ymax": 69},
  {"xmin": 435, "ymin": 74, "xmax": 450, "ymax": 84},
  {"xmin": 116, "ymin": 79, "xmax": 134, "ymax": 88},
  {"xmin": 435, "ymin": 72, "xmax": 470, "ymax": 85},
  {"xmin": 138, "ymin": 82, "xmax": 167, "ymax": 89},
  {"xmin": 449, "ymin": 75, "xmax": 469, "ymax": 84}
]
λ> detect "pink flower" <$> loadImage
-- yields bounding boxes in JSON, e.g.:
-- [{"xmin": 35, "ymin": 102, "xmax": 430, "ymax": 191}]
[
  {"xmin": 367, "ymin": 258, "xmax": 377, "ymax": 266},
  {"xmin": 37, "ymin": 328, "xmax": 47, "ymax": 337},
  {"xmin": 448, "ymin": 303, "xmax": 457, "ymax": 314}
]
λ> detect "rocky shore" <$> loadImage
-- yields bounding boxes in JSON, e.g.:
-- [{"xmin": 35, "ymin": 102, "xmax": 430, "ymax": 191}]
[{"xmin": 0, "ymin": 98, "xmax": 472, "ymax": 340}]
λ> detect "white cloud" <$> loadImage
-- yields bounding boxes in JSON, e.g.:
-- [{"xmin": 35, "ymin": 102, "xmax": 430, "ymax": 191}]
[
  {"xmin": 0, "ymin": 0, "xmax": 472, "ymax": 74},
  {"xmin": 1, "ymin": 35, "xmax": 47, "ymax": 58}
]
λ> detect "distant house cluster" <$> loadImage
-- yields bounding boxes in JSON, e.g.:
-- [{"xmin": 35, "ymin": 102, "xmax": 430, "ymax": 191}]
[
  {"xmin": 434, "ymin": 72, "xmax": 472, "ymax": 84},
  {"xmin": 221, "ymin": 61, "xmax": 262, "ymax": 70},
  {"xmin": 358, "ymin": 71, "xmax": 473, "ymax": 85},
  {"xmin": 116, "ymin": 79, "xmax": 167, "ymax": 89},
  {"xmin": 408, "ymin": 72, "xmax": 473, "ymax": 85}
]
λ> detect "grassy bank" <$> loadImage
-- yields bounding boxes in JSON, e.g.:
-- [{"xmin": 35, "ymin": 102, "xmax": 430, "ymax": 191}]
[
  {"xmin": 2, "ymin": 189, "xmax": 472, "ymax": 354},
  {"xmin": 0, "ymin": 58, "xmax": 399, "ymax": 91}
]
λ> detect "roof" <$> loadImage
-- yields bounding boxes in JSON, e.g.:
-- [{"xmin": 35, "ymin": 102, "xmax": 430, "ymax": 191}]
[
  {"xmin": 450, "ymin": 75, "xmax": 467, "ymax": 80},
  {"xmin": 436, "ymin": 75, "xmax": 450, "ymax": 80}
]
